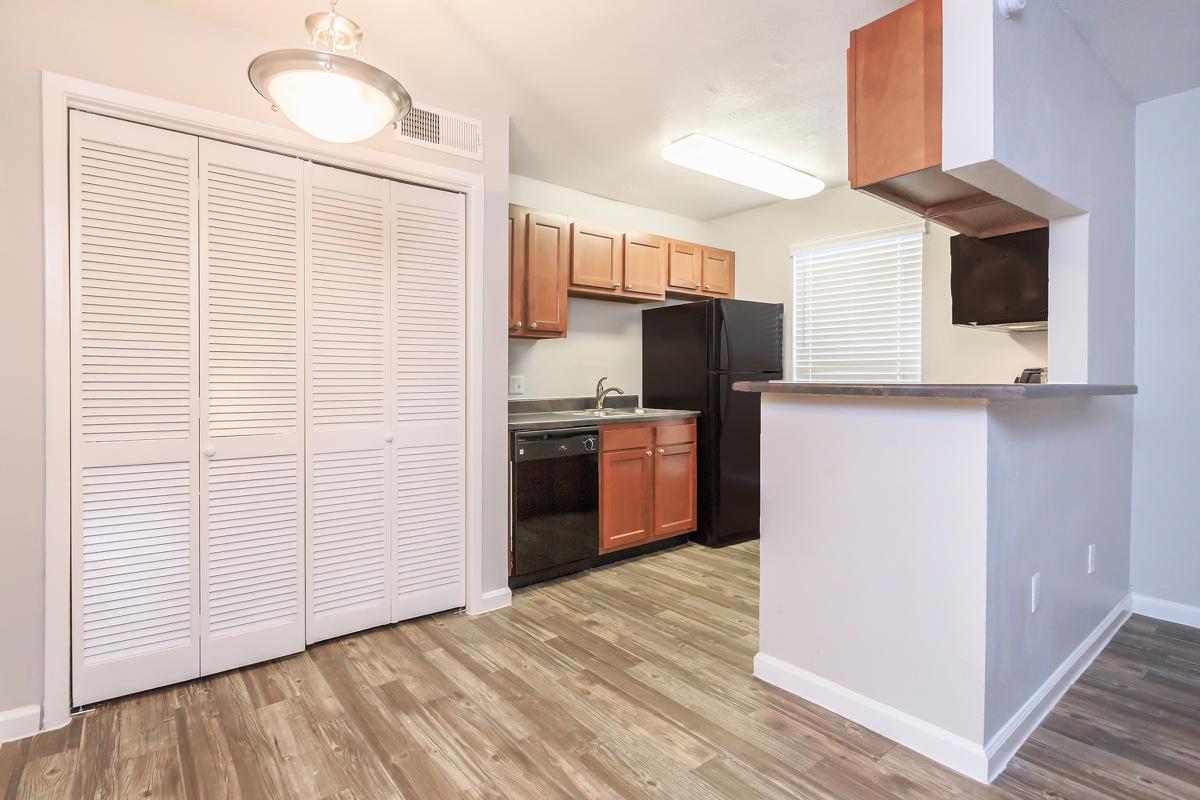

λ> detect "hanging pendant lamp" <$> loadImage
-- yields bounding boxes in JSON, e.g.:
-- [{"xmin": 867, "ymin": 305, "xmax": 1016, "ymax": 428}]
[{"xmin": 248, "ymin": 1, "xmax": 412, "ymax": 144}]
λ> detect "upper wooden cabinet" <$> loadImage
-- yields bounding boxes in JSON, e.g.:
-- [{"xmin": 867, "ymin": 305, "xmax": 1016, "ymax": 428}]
[
  {"xmin": 509, "ymin": 203, "xmax": 736, "ymax": 338},
  {"xmin": 510, "ymin": 206, "xmax": 569, "ymax": 339},
  {"xmin": 847, "ymin": 0, "xmax": 1047, "ymax": 239},
  {"xmin": 570, "ymin": 221, "xmax": 622, "ymax": 295},
  {"xmin": 668, "ymin": 240, "xmax": 703, "ymax": 292},
  {"xmin": 622, "ymin": 233, "xmax": 667, "ymax": 300},
  {"xmin": 701, "ymin": 248, "xmax": 733, "ymax": 296}
]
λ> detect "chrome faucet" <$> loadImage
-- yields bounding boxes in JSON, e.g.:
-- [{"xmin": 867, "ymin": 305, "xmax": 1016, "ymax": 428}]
[{"xmin": 594, "ymin": 377, "xmax": 625, "ymax": 410}]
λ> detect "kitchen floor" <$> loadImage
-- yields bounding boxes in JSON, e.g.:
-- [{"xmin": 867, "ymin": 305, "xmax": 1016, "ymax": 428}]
[{"xmin": 3, "ymin": 542, "xmax": 1198, "ymax": 799}]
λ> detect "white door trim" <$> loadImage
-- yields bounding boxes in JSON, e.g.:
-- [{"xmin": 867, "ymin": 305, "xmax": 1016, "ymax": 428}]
[{"xmin": 41, "ymin": 71, "xmax": 489, "ymax": 729}]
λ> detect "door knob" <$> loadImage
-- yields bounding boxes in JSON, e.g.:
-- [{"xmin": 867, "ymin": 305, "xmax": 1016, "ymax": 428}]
[
  {"xmin": 612, "ymin": 282, "xmax": 618, "ymax": 289},
  {"xmin": 530, "ymin": 321, "xmax": 538, "ymax": 329},
  {"xmin": 658, "ymin": 448, "xmax": 665, "ymax": 454},
  {"xmin": 384, "ymin": 432, "xmax": 394, "ymax": 443},
  {"xmin": 645, "ymin": 450, "xmax": 652, "ymax": 456},
  {"xmin": 625, "ymin": 283, "xmax": 633, "ymax": 289},
  {"xmin": 515, "ymin": 321, "xmax": 522, "ymax": 328},
  {"xmin": 204, "ymin": 445, "xmax": 216, "ymax": 458},
  {"xmin": 705, "ymin": 284, "xmax": 711, "ymax": 290}
]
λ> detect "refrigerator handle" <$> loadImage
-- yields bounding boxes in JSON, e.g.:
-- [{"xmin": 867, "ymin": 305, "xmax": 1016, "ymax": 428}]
[{"xmin": 720, "ymin": 316, "xmax": 735, "ymax": 373}]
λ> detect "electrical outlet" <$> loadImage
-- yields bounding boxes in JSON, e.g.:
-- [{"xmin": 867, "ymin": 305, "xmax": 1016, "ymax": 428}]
[
  {"xmin": 508, "ymin": 375, "xmax": 525, "ymax": 395},
  {"xmin": 1031, "ymin": 572, "xmax": 1041, "ymax": 613},
  {"xmin": 1087, "ymin": 544, "xmax": 1096, "ymax": 575}
]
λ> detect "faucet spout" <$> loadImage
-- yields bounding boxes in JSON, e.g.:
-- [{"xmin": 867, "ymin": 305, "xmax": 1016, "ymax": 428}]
[{"xmin": 594, "ymin": 377, "xmax": 625, "ymax": 410}]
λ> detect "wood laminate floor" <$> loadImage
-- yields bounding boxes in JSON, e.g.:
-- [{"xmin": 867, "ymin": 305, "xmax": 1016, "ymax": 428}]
[{"xmin": 3, "ymin": 541, "xmax": 1199, "ymax": 799}]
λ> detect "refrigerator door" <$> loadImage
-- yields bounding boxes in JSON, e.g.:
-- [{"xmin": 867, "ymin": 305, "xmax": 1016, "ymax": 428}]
[
  {"xmin": 709, "ymin": 299, "xmax": 785, "ymax": 373},
  {"xmin": 699, "ymin": 369, "xmax": 783, "ymax": 545},
  {"xmin": 641, "ymin": 301, "xmax": 709, "ymax": 412}
]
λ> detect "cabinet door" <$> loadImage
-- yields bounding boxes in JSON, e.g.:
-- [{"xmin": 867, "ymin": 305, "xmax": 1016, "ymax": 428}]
[
  {"xmin": 70, "ymin": 111, "xmax": 202, "ymax": 705},
  {"xmin": 701, "ymin": 248, "xmax": 733, "ymax": 295},
  {"xmin": 570, "ymin": 221, "xmax": 622, "ymax": 294},
  {"xmin": 198, "ymin": 138, "xmax": 305, "ymax": 675},
  {"xmin": 600, "ymin": 448, "xmax": 653, "ymax": 552},
  {"xmin": 654, "ymin": 442, "xmax": 697, "ymax": 537},
  {"xmin": 508, "ymin": 205, "xmax": 526, "ymax": 333},
  {"xmin": 525, "ymin": 211, "xmax": 569, "ymax": 334},
  {"xmin": 623, "ymin": 232, "xmax": 667, "ymax": 299},
  {"xmin": 668, "ymin": 240, "xmax": 703, "ymax": 292},
  {"xmin": 848, "ymin": 0, "xmax": 941, "ymax": 188}
]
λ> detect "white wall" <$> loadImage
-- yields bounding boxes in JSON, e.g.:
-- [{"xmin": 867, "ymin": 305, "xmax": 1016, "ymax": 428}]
[
  {"xmin": 1131, "ymin": 86, "xmax": 1200, "ymax": 618},
  {"xmin": 0, "ymin": 0, "xmax": 510, "ymax": 727},
  {"xmin": 708, "ymin": 185, "xmax": 1047, "ymax": 383},
  {"xmin": 508, "ymin": 174, "xmax": 709, "ymax": 399}
]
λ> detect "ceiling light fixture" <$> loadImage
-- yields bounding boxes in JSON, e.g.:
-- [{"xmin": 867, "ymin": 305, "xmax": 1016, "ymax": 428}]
[
  {"xmin": 248, "ymin": 1, "xmax": 412, "ymax": 144},
  {"xmin": 661, "ymin": 134, "xmax": 825, "ymax": 200}
]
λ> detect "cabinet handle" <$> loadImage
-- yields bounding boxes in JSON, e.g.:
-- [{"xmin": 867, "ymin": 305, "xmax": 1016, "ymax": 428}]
[
  {"xmin": 530, "ymin": 321, "xmax": 538, "ymax": 329},
  {"xmin": 612, "ymin": 282, "xmax": 618, "ymax": 289},
  {"xmin": 645, "ymin": 450, "xmax": 652, "ymax": 456},
  {"xmin": 384, "ymin": 432, "xmax": 394, "ymax": 443},
  {"xmin": 704, "ymin": 284, "xmax": 711, "ymax": 290},
  {"xmin": 204, "ymin": 445, "xmax": 216, "ymax": 458},
  {"xmin": 658, "ymin": 448, "xmax": 665, "ymax": 455},
  {"xmin": 625, "ymin": 283, "xmax": 633, "ymax": 290},
  {"xmin": 515, "ymin": 320, "xmax": 522, "ymax": 328}
]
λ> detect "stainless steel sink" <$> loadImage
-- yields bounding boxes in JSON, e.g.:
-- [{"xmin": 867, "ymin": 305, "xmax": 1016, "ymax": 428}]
[{"xmin": 557, "ymin": 408, "xmax": 644, "ymax": 418}]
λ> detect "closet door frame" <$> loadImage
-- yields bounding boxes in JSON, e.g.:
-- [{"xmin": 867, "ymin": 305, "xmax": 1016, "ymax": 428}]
[{"xmin": 43, "ymin": 74, "xmax": 491, "ymax": 726}]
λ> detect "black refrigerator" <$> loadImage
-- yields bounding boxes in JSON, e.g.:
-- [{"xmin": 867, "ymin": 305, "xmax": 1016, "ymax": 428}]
[{"xmin": 642, "ymin": 299, "xmax": 784, "ymax": 546}]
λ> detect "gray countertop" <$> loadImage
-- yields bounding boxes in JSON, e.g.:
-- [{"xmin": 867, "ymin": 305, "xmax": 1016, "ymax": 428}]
[
  {"xmin": 509, "ymin": 408, "xmax": 699, "ymax": 432},
  {"xmin": 732, "ymin": 382, "xmax": 1138, "ymax": 400}
]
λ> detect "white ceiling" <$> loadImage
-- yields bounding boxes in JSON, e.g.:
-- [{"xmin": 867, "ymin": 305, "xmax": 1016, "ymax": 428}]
[
  {"xmin": 149, "ymin": 0, "xmax": 906, "ymax": 220},
  {"xmin": 1054, "ymin": 0, "xmax": 1200, "ymax": 103}
]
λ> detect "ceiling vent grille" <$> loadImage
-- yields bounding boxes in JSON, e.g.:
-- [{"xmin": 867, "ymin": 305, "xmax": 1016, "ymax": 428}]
[{"xmin": 395, "ymin": 104, "xmax": 484, "ymax": 161}]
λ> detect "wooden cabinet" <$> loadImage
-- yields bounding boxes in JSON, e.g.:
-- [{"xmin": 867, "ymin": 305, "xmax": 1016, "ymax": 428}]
[
  {"xmin": 509, "ymin": 203, "xmax": 736, "ymax": 338},
  {"xmin": 600, "ymin": 419, "xmax": 697, "ymax": 553},
  {"xmin": 509, "ymin": 205, "xmax": 569, "ymax": 338},
  {"xmin": 622, "ymin": 233, "xmax": 667, "ymax": 299},
  {"xmin": 570, "ymin": 221, "xmax": 622, "ymax": 295},
  {"xmin": 600, "ymin": 447, "xmax": 654, "ymax": 552},
  {"xmin": 847, "ymin": 0, "xmax": 1046, "ymax": 239},
  {"xmin": 668, "ymin": 240, "xmax": 703, "ymax": 292},
  {"xmin": 701, "ymin": 248, "xmax": 733, "ymax": 295}
]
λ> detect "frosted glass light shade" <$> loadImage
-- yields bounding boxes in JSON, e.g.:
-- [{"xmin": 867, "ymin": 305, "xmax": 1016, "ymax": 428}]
[{"xmin": 249, "ymin": 49, "xmax": 411, "ymax": 144}]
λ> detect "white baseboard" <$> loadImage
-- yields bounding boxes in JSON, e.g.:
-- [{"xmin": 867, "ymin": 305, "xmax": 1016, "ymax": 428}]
[
  {"xmin": 754, "ymin": 593, "xmax": 1132, "ymax": 785},
  {"xmin": 982, "ymin": 593, "xmax": 1130, "ymax": 781},
  {"xmin": 1132, "ymin": 593, "xmax": 1200, "ymax": 630},
  {"xmin": 468, "ymin": 587, "xmax": 512, "ymax": 615},
  {"xmin": 753, "ymin": 653, "xmax": 990, "ymax": 781},
  {"xmin": 0, "ymin": 704, "xmax": 41, "ymax": 744}
]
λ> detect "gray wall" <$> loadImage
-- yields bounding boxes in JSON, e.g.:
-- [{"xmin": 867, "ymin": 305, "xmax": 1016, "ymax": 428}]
[
  {"xmin": 0, "ymin": 0, "xmax": 510, "ymax": 719},
  {"xmin": 1132, "ymin": 86, "xmax": 1200, "ymax": 612}
]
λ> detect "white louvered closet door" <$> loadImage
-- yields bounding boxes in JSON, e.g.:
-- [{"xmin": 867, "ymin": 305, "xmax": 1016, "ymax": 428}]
[
  {"xmin": 390, "ymin": 181, "xmax": 467, "ymax": 621},
  {"xmin": 70, "ymin": 112, "xmax": 201, "ymax": 705},
  {"xmin": 304, "ymin": 163, "xmax": 394, "ymax": 643},
  {"xmin": 198, "ymin": 140, "xmax": 305, "ymax": 674}
]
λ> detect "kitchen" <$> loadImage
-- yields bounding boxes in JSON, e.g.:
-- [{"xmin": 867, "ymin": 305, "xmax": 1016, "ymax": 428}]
[{"xmin": 2, "ymin": 0, "xmax": 1196, "ymax": 796}]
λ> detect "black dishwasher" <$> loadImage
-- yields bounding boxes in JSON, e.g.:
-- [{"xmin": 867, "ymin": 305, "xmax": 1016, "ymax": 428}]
[{"xmin": 510, "ymin": 427, "xmax": 599, "ymax": 588}]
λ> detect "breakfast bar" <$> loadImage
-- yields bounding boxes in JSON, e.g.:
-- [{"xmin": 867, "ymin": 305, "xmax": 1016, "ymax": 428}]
[{"xmin": 733, "ymin": 381, "xmax": 1137, "ymax": 782}]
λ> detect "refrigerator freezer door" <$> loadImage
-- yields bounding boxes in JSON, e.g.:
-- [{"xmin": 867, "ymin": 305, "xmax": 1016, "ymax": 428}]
[{"xmin": 710, "ymin": 299, "xmax": 785, "ymax": 373}]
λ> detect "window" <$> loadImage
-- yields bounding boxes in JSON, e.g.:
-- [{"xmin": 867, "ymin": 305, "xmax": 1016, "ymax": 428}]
[{"xmin": 791, "ymin": 225, "xmax": 923, "ymax": 383}]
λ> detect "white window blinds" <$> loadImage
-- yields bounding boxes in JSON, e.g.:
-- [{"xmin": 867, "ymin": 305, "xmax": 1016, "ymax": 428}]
[{"xmin": 792, "ymin": 225, "xmax": 923, "ymax": 383}]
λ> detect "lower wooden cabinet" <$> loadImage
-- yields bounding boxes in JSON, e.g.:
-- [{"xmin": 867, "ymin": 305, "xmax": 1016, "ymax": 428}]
[
  {"xmin": 654, "ymin": 442, "xmax": 698, "ymax": 536},
  {"xmin": 600, "ymin": 447, "xmax": 654, "ymax": 552},
  {"xmin": 600, "ymin": 419, "xmax": 697, "ymax": 554}
]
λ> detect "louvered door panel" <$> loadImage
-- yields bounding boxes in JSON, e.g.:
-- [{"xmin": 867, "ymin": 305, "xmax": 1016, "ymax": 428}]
[
  {"xmin": 198, "ymin": 140, "xmax": 304, "ymax": 673},
  {"xmin": 305, "ymin": 163, "xmax": 394, "ymax": 643},
  {"xmin": 70, "ymin": 111, "xmax": 201, "ymax": 704},
  {"xmin": 390, "ymin": 182, "xmax": 466, "ymax": 621}
]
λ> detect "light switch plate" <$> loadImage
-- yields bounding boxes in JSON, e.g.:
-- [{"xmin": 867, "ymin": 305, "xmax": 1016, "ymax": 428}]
[{"xmin": 509, "ymin": 375, "xmax": 525, "ymax": 395}]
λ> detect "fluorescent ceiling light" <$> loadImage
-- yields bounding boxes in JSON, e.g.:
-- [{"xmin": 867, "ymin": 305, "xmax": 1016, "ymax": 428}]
[{"xmin": 661, "ymin": 134, "xmax": 825, "ymax": 199}]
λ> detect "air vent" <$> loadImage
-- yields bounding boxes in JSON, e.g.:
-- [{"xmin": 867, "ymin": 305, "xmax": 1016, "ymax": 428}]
[{"xmin": 395, "ymin": 104, "xmax": 483, "ymax": 161}]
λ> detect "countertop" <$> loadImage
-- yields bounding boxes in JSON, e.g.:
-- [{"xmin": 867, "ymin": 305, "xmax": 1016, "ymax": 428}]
[
  {"xmin": 509, "ymin": 408, "xmax": 699, "ymax": 432},
  {"xmin": 731, "ymin": 382, "xmax": 1138, "ymax": 400}
]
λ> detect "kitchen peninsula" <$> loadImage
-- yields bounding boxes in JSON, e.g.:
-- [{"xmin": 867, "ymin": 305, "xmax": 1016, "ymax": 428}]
[{"xmin": 735, "ymin": 381, "xmax": 1137, "ymax": 782}]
